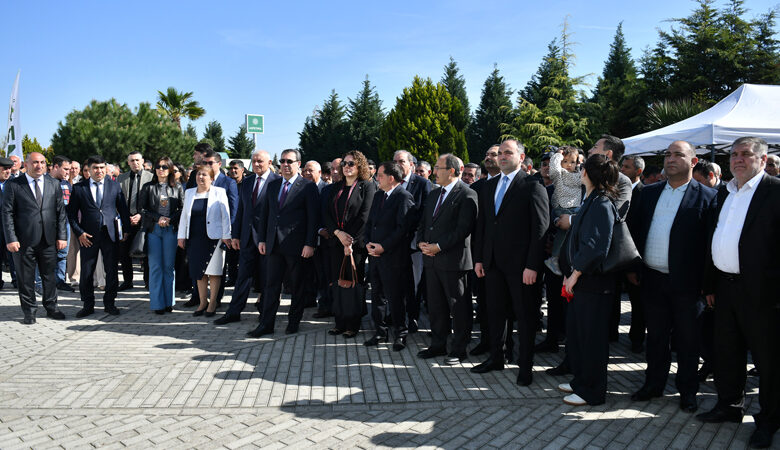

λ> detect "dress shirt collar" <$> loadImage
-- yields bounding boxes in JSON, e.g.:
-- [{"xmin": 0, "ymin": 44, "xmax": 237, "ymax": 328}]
[
  {"xmin": 25, "ymin": 173, "xmax": 42, "ymax": 184},
  {"xmin": 402, "ymin": 173, "xmax": 412, "ymax": 185},
  {"xmin": 90, "ymin": 177, "xmax": 104, "ymax": 186},
  {"xmin": 486, "ymin": 172, "xmax": 499, "ymax": 180},
  {"xmin": 282, "ymin": 173, "xmax": 298, "ymax": 186},
  {"xmin": 663, "ymin": 180, "xmax": 690, "ymax": 193},
  {"xmin": 439, "ymin": 178, "xmax": 459, "ymax": 193},
  {"xmin": 727, "ymin": 170, "xmax": 764, "ymax": 194},
  {"xmin": 499, "ymin": 168, "xmax": 522, "ymax": 184},
  {"xmin": 631, "ymin": 180, "xmax": 640, "ymax": 190},
  {"xmin": 385, "ymin": 183, "xmax": 400, "ymax": 198}
]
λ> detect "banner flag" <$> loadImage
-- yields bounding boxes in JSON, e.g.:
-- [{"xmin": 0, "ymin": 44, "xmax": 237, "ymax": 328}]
[{"xmin": 6, "ymin": 71, "xmax": 21, "ymax": 159}]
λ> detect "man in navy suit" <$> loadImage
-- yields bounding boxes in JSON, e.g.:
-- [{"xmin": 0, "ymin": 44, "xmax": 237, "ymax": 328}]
[
  {"xmin": 214, "ymin": 150, "xmax": 280, "ymax": 324},
  {"xmin": 627, "ymin": 141, "xmax": 717, "ymax": 413},
  {"xmin": 67, "ymin": 155, "xmax": 131, "ymax": 317},
  {"xmin": 248, "ymin": 149, "xmax": 319, "ymax": 337}
]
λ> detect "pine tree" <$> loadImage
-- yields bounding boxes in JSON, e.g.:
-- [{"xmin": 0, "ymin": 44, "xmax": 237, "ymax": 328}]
[
  {"xmin": 184, "ymin": 124, "xmax": 197, "ymax": 139},
  {"xmin": 467, "ymin": 65, "xmax": 513, "ymax": 163},
  {"xmin": 227, "ymin": 123, "xmax": 255, "ymax": 159},
  {"xmin": 202, "ymin": 120, "xmax": 225, "ymax": 153},
  {"xmin": 379, "ymin": 76, "xmax": 468, "ymax": 164},
  {"xmin": 346, "ymin": 76, "xmax": 385, "ymax": 163},
  {"xmin": 441, "ymin": 57, "xmax": 470, "ymax": 131},
  {"xmin": 298, "ymin": 90, "xmax": 350, "ymax": 163}
]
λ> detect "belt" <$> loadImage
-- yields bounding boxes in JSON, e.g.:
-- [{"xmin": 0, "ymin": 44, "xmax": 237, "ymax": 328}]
[{"xmin": 717, "ymin": 270, "xmax": 742, "ymax": 282}]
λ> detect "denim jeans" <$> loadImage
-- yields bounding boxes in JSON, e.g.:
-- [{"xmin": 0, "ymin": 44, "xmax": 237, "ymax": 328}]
[
  {"xmin": 147, "ymin": 224, "xmax": 177, "ymax": 310},
  {"xmin": 35, "ymin": 222, "xmax": 69, "ymax": 289}
]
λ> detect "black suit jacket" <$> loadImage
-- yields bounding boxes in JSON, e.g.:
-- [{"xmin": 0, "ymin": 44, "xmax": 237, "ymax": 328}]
[
  {"xmin": 416, "ymin": 180, "xmax": 478, "ymax": 271},
  {"xmin": 257, "ymin": 175, "xmax": 319, "ymax": 256},
  {"xmin": 233, "ymin": 171, "xmax": 280, "ymax": 248},
  {"xmin": 67, "ymin": 178, "xmax": 130, "ymax": 242},
  {"xmin": 704, "ymin": 173, "xmax": 780, "ymax": 310},
  {"xmin": 323, "ymin": 179, "xmax": 377, "ymax": 250},
  {"xmin": 364, "ymin": 187, "xmax": 415, "ymax": 269},
  {"xmin": 2, "ymin": 175, "xmax": 68, "ymax": 247},
  {"xmin": 138, "ymin": 181, "xmax": 185, "ymax": 233},
  {"xmin": 473, "ymin": 171, "xmax": 550, "ymax": 273},
  {"xmin": 402, "ymin": 173, "xmax": 431, "ymax": 230},
  {"xmin": 629, "ymin": 179, "xmax": 717, "ymax": 294}
]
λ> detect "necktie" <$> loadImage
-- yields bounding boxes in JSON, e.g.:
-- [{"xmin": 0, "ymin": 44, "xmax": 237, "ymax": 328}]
[
  {"xmin": 494, "ymin": 175, "xmax": 509, "ymax": 215},
  {"xmin": 379, "ymin": 192, "xmax": 388, "ymax": 210},
  {"xmin": 433, "ymin": 188, "xmax": 446, "ymax": 218},
  {"xmin": 128, "ymin": 172, "xmax": 136, "ymax": 211},
  {"xmin": 34, "ymin": 178, "xmax": 43, "ymax": 208},
  {"xmin": 252, "ymin": 178, "xmax": 261, "ymax": 207},
  {"xmin": 278, "ymin": 180, "xmax": 290, "ymax": 208},
  {"xmin": 95, "ymin": 181, "xmax": 103, "ymax": 207}
]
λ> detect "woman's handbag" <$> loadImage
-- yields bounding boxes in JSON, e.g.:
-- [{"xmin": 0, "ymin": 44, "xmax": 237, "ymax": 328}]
[
  {"xmin": 331, "ymin": 253, "xmax": 367, "ymax": 319},
  {"xmin": 130, "ymin": 229, "xmax": 146, "ymax": 257},
  {"xmin": 599, "ymin": 218, "xmax": 641, "ymax": 274}
]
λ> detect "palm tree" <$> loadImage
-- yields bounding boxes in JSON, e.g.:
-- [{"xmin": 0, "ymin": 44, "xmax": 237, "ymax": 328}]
[{"xmin": 156, "ymin": 87, "xmax": 206, "ymax": 128}]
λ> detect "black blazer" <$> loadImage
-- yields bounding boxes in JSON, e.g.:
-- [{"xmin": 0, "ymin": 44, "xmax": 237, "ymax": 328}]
[
  {"xmin": 323, "ymin": 179, "xmax": 377, "ymax": 250},
  {"xmin": 1, "ymin": 175, "xmax": 68, "ymax": 247},
  {"xmin": 138, "ymin": 181, "xmax": 185, "ymax": 233},
  {"xmin": 473, "ymin": 171, "xmax": 550, "ymax": 273},
  {"xmin": 566, "ymin": 192, "xmax": 617, "ymax": 294},
  {"xmin": 629, "ymin": 179, "xmax": 717, "ymax": 294},
  {"xmin": 257, "ymin": 175, "xmax": 319, "ymax": 256},
  {"xmin": 402, "ymin": 173, "xmax": 432, "ymax": 229},
  {"xmin": 416, "ymin": 180, "xmax": 478, "ymax": 271},
  {"xmin": 234, "ymin": 171, "xmax": 280, "ymax": 248},
  {"xmin": 704, "ymin": 174, "xmax": 780, "ymax": 310},
  {"xmin": 364, "ymin": 187, "xmax": 415, "ymax": 269},
  {"xmin": 67, "ymin": 178, "xmax": 130, "ymax": 242}
]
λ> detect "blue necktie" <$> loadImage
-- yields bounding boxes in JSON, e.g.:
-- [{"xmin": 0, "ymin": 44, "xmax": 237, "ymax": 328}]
[
  {"xmin": 494, "ymin": 175, "xmax": 509, "ymax": 215},
  {"xmin": 94, "ymin": 181, "xmax": 103, "ymax": 207}
]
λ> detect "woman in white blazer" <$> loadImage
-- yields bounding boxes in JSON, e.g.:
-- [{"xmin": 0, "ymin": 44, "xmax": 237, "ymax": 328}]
[{"xmin": 177, "ymin": 163, "xmax": 231, "ymax": 316}]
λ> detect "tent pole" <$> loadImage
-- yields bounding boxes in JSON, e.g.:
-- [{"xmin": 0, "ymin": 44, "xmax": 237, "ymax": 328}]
[{"xmin": 709, "ymin": 144, "xmax": 716, "ymax": 162}]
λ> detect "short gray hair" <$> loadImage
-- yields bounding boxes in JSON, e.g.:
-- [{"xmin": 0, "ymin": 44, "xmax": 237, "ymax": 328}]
[
  {"xmin": 394, "ymin": 149, "xmax": 413, "ymax": 163},
  {"xmin": 464, "ymin": 162, "xmax": 482, "ymax": 178},
  {"xmin": 281, "ymin": 148, "xmax": 302, "ymax": 162},
  {"xmin": 502, "ymin": 138, "xmax": 526, "ymax": 155},
  {"xmin": 621, "ymin": 155, "xmax": 646, "ymax": 171},
  {"xmin": 732, "ymin": 136, "xmax": 768, "ymax": 157},
  {"xmin": 439, "ymin": 153, "xmax": 461, "ymax": 176},
  {"xmin": 417, "ymin": 161, "xmax": 431, "ymax": 171}
]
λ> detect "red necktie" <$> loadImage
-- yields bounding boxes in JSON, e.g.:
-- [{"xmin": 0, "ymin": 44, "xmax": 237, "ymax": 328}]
[{"xmin": 252, "ymin": 178, "xmax": 261, "ymax": 207}]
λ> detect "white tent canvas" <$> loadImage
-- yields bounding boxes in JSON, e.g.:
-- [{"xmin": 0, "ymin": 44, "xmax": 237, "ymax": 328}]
[{"xmin": 623, "ymin": 84, "xmax": 780, "ymax": 155}]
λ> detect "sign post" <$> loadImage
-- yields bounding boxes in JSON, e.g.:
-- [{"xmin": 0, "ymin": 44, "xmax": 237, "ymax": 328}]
[{"xmin": 246, "ymin": 114, "xmax": 264, "ymax": 150}]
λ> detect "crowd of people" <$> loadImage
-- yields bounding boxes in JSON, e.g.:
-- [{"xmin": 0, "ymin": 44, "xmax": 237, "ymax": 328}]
[{"xmin": 0, "ymin": 134, "xmax": 777, "ymax": 448}]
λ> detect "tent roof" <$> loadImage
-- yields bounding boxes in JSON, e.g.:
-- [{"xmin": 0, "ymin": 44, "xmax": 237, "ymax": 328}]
[{"xmin": 623, "ymin": 84, "xmax": 780, "ymax": 156}]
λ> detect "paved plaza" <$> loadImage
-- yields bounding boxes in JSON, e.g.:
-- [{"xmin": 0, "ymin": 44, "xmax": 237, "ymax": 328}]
[{"xmin": 0, "ymin": 275, "xmax": 769, "ymax": 449}]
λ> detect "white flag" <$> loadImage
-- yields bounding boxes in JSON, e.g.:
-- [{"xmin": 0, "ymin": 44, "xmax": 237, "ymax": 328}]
[{"xmin": 6, "ymin": 71, "xmax": 21, "ymax": 159}]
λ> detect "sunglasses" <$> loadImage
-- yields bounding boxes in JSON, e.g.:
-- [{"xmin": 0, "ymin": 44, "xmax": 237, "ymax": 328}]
[
  {"xmin": 155, "ymin": 165, "xmax": 169, "ymax": 170},
  {"xmin": 279, "ymin": 159, "xmax": 298, "ymax": 165},
  {"xmin": 340, "ymin": 161, "xmax": 356, "ymax": 167}
]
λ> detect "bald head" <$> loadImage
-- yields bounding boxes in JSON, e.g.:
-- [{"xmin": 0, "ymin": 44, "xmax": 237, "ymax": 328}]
[
  {"xmin": 25, "ymin": 152, "xmax": 47, "ymax": 178},
  {"xmin": 303, "ymin": 160, "xmax": 322, "ymax": 183}
]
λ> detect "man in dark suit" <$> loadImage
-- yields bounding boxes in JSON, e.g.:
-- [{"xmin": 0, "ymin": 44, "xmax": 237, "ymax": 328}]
[
  {"xmin": 67, "ymin": 155, "xmax": 131, "ymax": 317},
  {"xmin": 116, "ymin": 151, "xmax": 153, "ymax": 291},
  {"xmin": 2, "ymin": 152, "xmax": 68, "ymax": 324},
  {"xmin": 627, "ymin": 141, "xmax": 717, "ymax": 413},
  {"xmin": 214, "ymin": 150, "xmax": 280, "ymax": 324},
  {"xmin": 392, "ymin": 150, "xmax": 431, "ymax": 333},
  {"xmin": 248, "ymin": 149, "xmax": 319, "ymax": 337},
  {"xmin": 471, "ymin": 139, "xmax": 550, "ymax": 386},
  {"xmin": 364, "ymin": 161, "xmax": 415, "ymax": 350},
  {"xmin": 0, "ymin": 157, "xmax": 14, "ymax": 289},
  {"xmin": 416, "ymin": 154, "xmax": 478, "ymax": 364},
  {"xmin": 697, "ymin": 137, "xmax": 780, "ymax": 449}
]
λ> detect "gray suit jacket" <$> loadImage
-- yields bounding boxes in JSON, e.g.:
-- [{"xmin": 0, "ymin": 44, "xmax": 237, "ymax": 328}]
[
  {"xmin": 2, "ymin": 174, "xmax": 68, "ymax": 247},
  {"xmin": 117, "ymin": 169, "xmax": 154, "ymax": 215}
]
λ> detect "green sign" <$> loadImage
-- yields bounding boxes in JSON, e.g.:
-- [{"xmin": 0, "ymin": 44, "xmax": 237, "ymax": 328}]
[{"xmin": 246, "ymin": 114, "xmax": 264, "ymax": 134}]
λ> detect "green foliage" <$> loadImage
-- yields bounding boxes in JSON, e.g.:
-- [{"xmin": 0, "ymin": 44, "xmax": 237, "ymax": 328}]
[
  {"xmin": 21, "ymin": 135, "xmax": 54, "ymax": 162},
  {"xmin": 467, "ymin": 65, "xmax": 513, "ymax": 163},
  {"xmin": 202, "ymin": 120, "xmax": 225, "ymax": 153},
  {"xmin": 51, "ymin": 99, "xmax": 197, "ymax": 169},
  {"xmin": 441, "ymin": 57, "xmax": 470, "ymax": 130},
  {"xmin": 299, "ymin": 90, "xmax": 351, "ymax": 163},
  {"xmin": 379, "ymin": 76, "xmax": 468, "ymax": 164},
  {"xmin": 198, "ymin": 138, "xmax": 216, "ymax": 148},
  {"xmin": 227, "ymin": 123, "xmax": 255, "ymax": 159},
  {"xmin": 156, "ymin": 87, "xmax": 206, "ymax": 128},
  {"xmin": 346, "ymin": 77, "xmax": 385, "ymax": 163},
  {"xmin": 645, "ymin": 98, "xmax": 708, "ymax": 130},
  {"xmin": 184, "ymin": 123, "xmax": 197, "ymax": 139}
]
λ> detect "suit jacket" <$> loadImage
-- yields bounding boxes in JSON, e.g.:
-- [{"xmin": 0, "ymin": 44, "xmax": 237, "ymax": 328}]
[
  {"xmin": 402, "ymin": 173, "xmax": 431, "ymax": 228},
  {"xmin": 2, "ymin": 175, "xmax": 68, "ymax": 247},
  {"xmin": 628, "ymin": 179, "xmax": 717, "ymax": 294},
  {"xmin": 117, "ymin": 169, "xmax": 154, "ymax": 215},
  {"xmin": 177, "ymin": 186, "xmax": 232, "ymax": 240},
  {"xmin": 213, "ymin": 172, "xmax": 239, "ymax": 226},
  {"xmin": 67, "ymin": 178, "xmax": 130, "ymax": 242},
  {"xmin": 704, "ymin": 173, "xmax": 780, "ymax": 310},
  {"xmin": 416, "ymin": 180, "xmax": 478, "ymax": 271},
  {"xmin": 473, "ymin": 170, "xmax": 550, "ymax": 273},
  {"xmin": 615, "ymin": 172, "xmax": 633, "ymax": 220},
  {"xmin": 138, "ymin": 181, "xmax": 185, "ymax": 232},
  {"xmin": 364, "ymin": 187, "xmax": 415, "ymax": 269},
  {"xmin": 257, "ymin": 175, "xmax": 319, "ymax": 256},
  {"xmin": 323, "ymin": 179, "xmax": 377, "ymax": 250},
  {"xmin": 233, "ymin": 171, "xmax": 280, "ymax": 248}
]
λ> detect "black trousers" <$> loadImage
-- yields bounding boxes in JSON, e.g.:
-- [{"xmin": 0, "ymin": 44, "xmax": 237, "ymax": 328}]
[
  {"xmin": 260, "ymin": 251, "xmax": 306, "ymax": 330},
  {"xmin": 641, "ymin": 268, "xmax": 700, "ymax": 397},
  {"xmin": 118, "ymin": 224, "xmax": 148, "ymax": 285},
  {"xmin": 699, "ymin": 306, "xmax": 715, "ymax": 367},
  {"xmin": 543, "ymin": 266, "xmax": 566, "ymax": 342},
  {"xmin": 369, "ymin": 259, "xmax": 406, "ymax": 339},
  {"xmin": 713, "ymin": 273, "xmax": 780, "ymax": 431},
  {"xmin": 403, "ymin": 250, "xmax": 420, "ymax": 324},
  {"xmin": 13, "ymin": 240, "xmax": 58, "ymax": 316},
  {"xmin": 485, "ymin": 265, "xmax": 537, "ymax": 380},
  {"xmin": 567, "ymin": 287, "xmax": 612, "ymax": 405},
  {"xmin": 225, "ymin": 247, "xmax": 239, "ymax": 283},
  {"xmin": 79, "ymin": 227, "xmax": 119, "ymax": 307},
  {"xmin": 426, "ymin": 267, "xmax": 472, "ymax": 357},
  {"xmin": 225, "ymin": 246, "xmax": 261, "ymax": 318},
  {"xmin": 625, "ymin": 276, "xmax": 645, "ymax": 345},
  {"xmin": 330, "ymin": 248, "xmax": 367, "ymax": 333},
  {"xmin": 609, "ymin": 280, "xmax": 621, "ymax": 341}
]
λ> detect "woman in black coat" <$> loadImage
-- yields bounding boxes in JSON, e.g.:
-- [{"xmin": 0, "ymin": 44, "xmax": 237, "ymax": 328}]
[
  {"xmin": 558, "ymin": 154, "xmax": 619, "ymax": 406},
  {"xmin": 322, "ymin": 150, "xmax": 377, "ymax": 338}
]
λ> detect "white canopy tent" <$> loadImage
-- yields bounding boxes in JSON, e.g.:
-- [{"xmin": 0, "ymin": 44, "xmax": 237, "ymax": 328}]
[{"xmin": 623, "ymin": 84, "xmax": 780, "ymax": 156}]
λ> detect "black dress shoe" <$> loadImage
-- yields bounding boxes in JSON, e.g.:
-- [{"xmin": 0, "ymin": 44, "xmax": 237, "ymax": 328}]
[
  {"xmin": 680, "ymin": 395, "xmax": 698, "ymax": 413},
  {"xmin": 696, "ymin": 407, "xmax": 743, "ymax": 424},
  {"xmin": 749, "ymin": 426, "xmax": 775, "ymax": 449},
  {"xmin": 56, "ymin": 282, "xmax": 75, "ymax": 292},
  {"xmin": 417, "ymin": 347, "xmax": 447, "ymax": 359},
  {"xmin": 117, "ymin": 282, "xmax": 133, "ymax": 291},
  {"xmin": 364, "ymin": 335, "xmax": 387, "ymax": 347},
  {"xmin": 470, "ymin": 342, "xmax": 490, "ymax": 356},
  {"xmin": 312, "ymin": 311, "xmax": 333, "ymax": 319},
  {"xmin": 12, "ymin": 280, "xmax": 18, "ymax": 288},
  {"xmin": 193, "ymin": 309, "xmax": 206, "ymax": 317},
  {"xmin": 698, "ymin": 363, "xmax": 714, "ymax": 382},
  {"xmin": 546, "ymin": 363, "xmax": 571, "ymax": 376},
  {"xmin": 76, "ymin": 307, "xmax": 94, "ymax": 318},
  {"xmin": 23, "ymin": 316, "xmax": 36, "ymax": 325},
  {"xmin": 470, "ymin": 358, "xmax": 504, "ymax": 374},
  {"xmin": 748, "ymin": 367, "xmax": 759, "ymax": 376},
  {"xmin": 631, "ymin": 342, "xmax": 645, "ymax": 353},
  {"xmin": 214, "ymin": 315, "xmax": 240, "ymax": 325},
  {"xmin": 154, "ymin": 310, "xmax": 165, "ymax": 315},
  {"xmin": 204, "ymin": 311, "xmax": 216, "ymax": 317},
  {"xmin": 444, "ymin": 355, "xmax": 466, "ymax": 365},
  {"xmin": 392, "ymin": 337, "xmax": 406, "ymax": 351},
  {"xmin": 631, "ymin": 389, "xmax": 662, "ymax": 401},
  {"xmin": 285, "ymin": 325, "xmax": 299, "ymax": 334},
  {"xmin": 516, "ymin": 373, "xmax": 533, "ymax": 386},
  {"xmin": 46, "ymin": 310, "xmax": 66, "ymax": 320},
  {"xmin": 328, "ymin": 328, "xmax": 344, "ymax": 335},
  {"xmin": 408, "ymin": 320, "xmax": 419, "ymax": 334},
  {"xmin": 182, "ymin": 298, "xmax": 199, "ymax": 307},
  {"xmin": 105, "ymin": 306, "xmax": 120, "ymax": 315},
  {"xmin": 247, "ymin": 326, "xmax": 273, "ymax": 338},
  {"xmin": 165, "ymin": 306, "xmax": 173, "ymax": 313},
  {"xmin": 534, "ymin": 340, "xmax": 559, "ymax": 353}
]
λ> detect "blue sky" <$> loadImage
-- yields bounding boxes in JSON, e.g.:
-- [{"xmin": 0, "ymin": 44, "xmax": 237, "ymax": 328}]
[{"xmin": 4, "ymin": 0, "xmax": 778, "ymax": 158}]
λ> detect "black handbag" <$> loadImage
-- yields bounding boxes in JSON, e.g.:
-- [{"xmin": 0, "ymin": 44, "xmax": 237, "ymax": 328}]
[
  {"xmin": 599, "ymin": 218, "xmax": 641, "ymax": 274},
  {"xmin": 331, "ymin": 254, "xmax": 367, "ymax": 319}
]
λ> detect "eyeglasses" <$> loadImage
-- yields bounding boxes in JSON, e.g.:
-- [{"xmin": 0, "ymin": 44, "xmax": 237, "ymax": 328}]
[
  {"xmin": 279, "ymin": 159, "xmax": 297, "ymax": 165},
  {"xmin": 155, "ymin": 165, "xmax": 169, "ymax": 170},
  {"xmin": 340, "ymin": 161, "xmax": 356, "ymax": 167},
  {"xmin": 202, "ymin": 160, "xmax": 217, "ymax": 165},
  {"xmin": 767, "ymin": 163, "xmax": 777, "ymax": 168}
]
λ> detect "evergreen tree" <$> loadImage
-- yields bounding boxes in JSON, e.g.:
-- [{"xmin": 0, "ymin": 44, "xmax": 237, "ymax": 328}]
[
  {"xmin": 184, "ymin": 123, "xmax": 197, "ymax": 139},
  {"xmin": 298, "ymin": 90, "xmax": 350, "ymax": 162},
  {"xmin": 379, "ymin": 76, "xmax": 468, "ymax": 164},
  {"xmin": 346, "ymin": 76, "xmax": 385, "ymax": 163},
  {"xmin": 441, "ymin": 57, "xmax": 470, "ymax": 130},
  {"xmin": 467, "ymin": 65, "xmax": 513, "ymax": 163},
  {"xmin": 202, "ymin": 120, "xmax": 225, "ymax": 153},
  {"xmin": 227, "ymin": 123, "xmax": 255, "ymax": 159}
]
